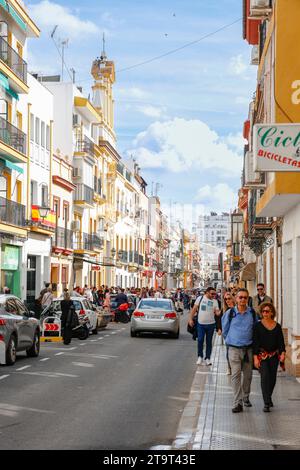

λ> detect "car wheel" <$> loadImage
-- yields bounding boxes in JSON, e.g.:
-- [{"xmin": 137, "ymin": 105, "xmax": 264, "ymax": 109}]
[
  {"xmin": 92, "ymin": 326, "xmax": 98, "ymax": 335},
  {"xmin": 78, "ymin": 327, "xmax": 89, "ymax": 340},
  {"xmin": 26, "ymin": 331, "xmax": 40, "ymax": 357},
  {"xmin": 172, "ymin": 329, "xmax": 180, "ymax": 339},
  {"xmin": 6, "ymin": 335, "xmax": 17, "ymax": 365},
  {"xmin": 130, "ymin": 329, "xmax": 137, "ymax": 337}
]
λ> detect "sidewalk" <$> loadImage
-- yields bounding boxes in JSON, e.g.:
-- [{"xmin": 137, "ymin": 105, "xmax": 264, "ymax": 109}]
[{"xmin": 172, "ymin": 336, "xmax": 300, "ymax": 450}]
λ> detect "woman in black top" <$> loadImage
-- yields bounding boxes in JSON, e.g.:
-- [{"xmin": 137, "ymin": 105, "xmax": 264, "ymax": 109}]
[
  {"xmin": 61, "ymin": 290, "xmax": 76, "ymax": 345},
  {"xmin": 253, "ymin": 302, "xmax": 286, "ymax": 412}
]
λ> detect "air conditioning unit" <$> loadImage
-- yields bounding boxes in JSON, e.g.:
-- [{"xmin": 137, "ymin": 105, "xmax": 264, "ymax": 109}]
[
  {"xmin": 73, "ymin": 167, "xmax": 80, "ymax": 178},
  {"xmin": 251, "ymin": 45, "xmax": 259, "ymax": 66},
  {"xmin": 250, "ymin": 0, "xmax": 272, "ymax": 19},
  {"xmin": 71, "ymin": 220, "xmax": 80, "ymax": 232},
  {"xmin": 244, "ymin": 151, "xmax": 264, "ymax": 187}
]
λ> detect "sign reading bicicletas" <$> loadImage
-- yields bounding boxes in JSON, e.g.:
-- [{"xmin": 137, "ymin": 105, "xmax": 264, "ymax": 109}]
[{"xmin": 253, "ymin": 124, "xmax": 300, "ymax": 172}]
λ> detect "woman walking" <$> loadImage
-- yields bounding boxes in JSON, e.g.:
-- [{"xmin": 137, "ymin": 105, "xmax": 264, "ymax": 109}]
[
  {"xmin": 217, "ymin": 292, "xmax": 236, "ymax": 375},
  {"xmin": 61, "ymin": 290, "xmax": 77, "ymax": 345},
  {"xmin": 253, "ymin": 302, "xmax": 286, "ymax": 412}
]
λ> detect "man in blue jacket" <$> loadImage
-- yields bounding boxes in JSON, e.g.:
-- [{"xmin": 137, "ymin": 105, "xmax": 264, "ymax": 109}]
[{"xmin": 222, "ymin": 288, "xmax": 259, "ymax": 413}]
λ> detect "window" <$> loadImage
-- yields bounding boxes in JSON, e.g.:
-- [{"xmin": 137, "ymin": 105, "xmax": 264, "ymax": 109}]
[
  {"xmin": 0, "ymin": 99, "xmax": 8, "ymax": 121},
  {"xmin": 17, "ymin": 111, "xmax": 22, "ymax": 131},
  {"xmin": 31, "ymin": 180, "xmax": 38, "ymax": 205},
  {"xmin": 41, "ymin": 185, "xmax": 48, "ymax": 207},
  {"xmin": 35, "ymin": 117, "xmax": 40, "ymax": 144},
  {"xmin": 41, "ymin": 121, "xmax": 45, "ymax": 148},
  {"xmin": 46, "ymin": 125, "xmax": 50, "ymax": 151},
  {"xmin": 53, "ymin": 197, "xmax": 60, "ymax": 218},
  {"xmin": 30, "ymin": 113, "xmax": 34, "ymax": 141}
]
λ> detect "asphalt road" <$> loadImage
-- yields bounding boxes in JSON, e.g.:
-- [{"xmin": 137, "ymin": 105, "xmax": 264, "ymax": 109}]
[{"xmin": 0, "ymin": 312, "xmax": 197, "ymax": 450}]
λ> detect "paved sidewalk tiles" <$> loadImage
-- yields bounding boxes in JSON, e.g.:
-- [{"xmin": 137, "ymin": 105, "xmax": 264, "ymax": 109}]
[{"xmin": 173, "ymin": 336, "xmax": 300, "ymax": 450}]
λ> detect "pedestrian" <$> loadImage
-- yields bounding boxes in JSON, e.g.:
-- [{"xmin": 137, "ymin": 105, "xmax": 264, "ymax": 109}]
[
  {"xmin": 60, "ymin": 290, "xmax": 77, "ymax": 345},
  {"xmin": 217, "ymin": 292, "xmax": 236, "ymax": 375},
  {"xmin": 188, "ymin": 287, "xmax": 221, "ymax": 366},
  {"xmin": 174, "ymin": 288, "xmax": 184, "ymax": 312},
  {"xmin": 253, "ymin": 302, "xmax": 286, "ymax": 412},
  {"xmin": 41, "ymin": 286, "xmax": 54, "ymax": 310},
  {"xmin": 252, "ymin": 283, "xmax": 273, "ymax": 316},
  {"xmin": 222, "ymin": 288, "xmax": 258, "ymax": 413},
  {"xmin": 83, "ymin": 284, "xmax": 93, "ymax": 301},
  {"xmin": 103, "ymin": 288, "xmax": 111, "ymax": 312}
]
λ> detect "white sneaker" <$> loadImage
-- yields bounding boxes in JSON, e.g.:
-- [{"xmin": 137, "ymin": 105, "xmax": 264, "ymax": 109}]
[
  {"xmin": 196, "ymin": 357, "xmax": 203, "ymax": 365},
  {"xmin": 205, "ymin": 359, "xmax": 212, "ymax": 366}
]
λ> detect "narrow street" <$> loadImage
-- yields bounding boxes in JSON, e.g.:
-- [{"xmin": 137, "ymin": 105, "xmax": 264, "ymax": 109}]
[{"xmin": 0, "ymin": 314, "xmax": 195, "ymax": 450}]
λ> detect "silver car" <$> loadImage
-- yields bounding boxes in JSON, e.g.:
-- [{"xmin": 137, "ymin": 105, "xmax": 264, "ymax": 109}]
[
  {"xmin": 130, "ymin": 298, "xmax": 180, "ymax": 338},
  {"xmin": 0, "ymin": 295, "xmax": 40, "ymax": 366}
]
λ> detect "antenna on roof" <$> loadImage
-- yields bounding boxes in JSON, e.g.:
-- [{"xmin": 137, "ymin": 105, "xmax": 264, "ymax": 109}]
[{"xmin": 100, "ymin": 32, "xmax": 107, "ymax": 61}]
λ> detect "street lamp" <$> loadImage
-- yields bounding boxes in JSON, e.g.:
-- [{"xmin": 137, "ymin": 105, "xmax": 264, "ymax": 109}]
[{"xmin": 39, "ymin": 206, "xmax": 51, "ymax": 219}]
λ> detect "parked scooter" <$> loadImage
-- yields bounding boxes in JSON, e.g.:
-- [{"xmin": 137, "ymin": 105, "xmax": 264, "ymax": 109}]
[
  {"xmin": 72, "ymin": 314, "xmax": 90, "ymax": 340},
  {"xmin": 114, "ymin": 303, "xmax": 130, "ymax": 323}
]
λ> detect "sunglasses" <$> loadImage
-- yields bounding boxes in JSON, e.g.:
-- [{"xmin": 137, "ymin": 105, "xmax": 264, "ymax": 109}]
[
  {"xmin": 238, "ymin": 296, "xmax": 248, "ymax": 299},
  {"xmin": 257, "ymin": 288, "xmax": 264, "ymax": 291},
  {"xmin": 262, "ymin": 309, "xmax": 271, "ymax": 313}
]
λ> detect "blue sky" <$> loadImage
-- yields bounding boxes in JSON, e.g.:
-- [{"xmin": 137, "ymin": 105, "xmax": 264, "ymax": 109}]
[{"xmin": 27, "ymin": 0, "xmax": 256, "ymax": 224}]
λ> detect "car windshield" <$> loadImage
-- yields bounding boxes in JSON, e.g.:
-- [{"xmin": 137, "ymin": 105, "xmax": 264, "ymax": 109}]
[
  {"xmin": 138, "ymin": 300, "xmax": 173, "ymax": 310},
  {"xmin": 52, "ymin": 300, "xmax": 83, "ymax": 311}
]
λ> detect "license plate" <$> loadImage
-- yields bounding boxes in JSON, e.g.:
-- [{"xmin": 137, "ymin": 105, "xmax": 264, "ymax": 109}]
[{"xmin": 147, "ymin": 315, "xmax": 163, "ymax": 320}]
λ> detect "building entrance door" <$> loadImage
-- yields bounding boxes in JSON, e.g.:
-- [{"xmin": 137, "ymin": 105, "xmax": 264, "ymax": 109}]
[{"xmin": 27, "ymin": 255, "xmax": 37, "ymax": 304}]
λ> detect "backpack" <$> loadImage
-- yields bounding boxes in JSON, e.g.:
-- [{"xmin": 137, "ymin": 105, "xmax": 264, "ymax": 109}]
[
  {"xmin": 187, "ymin": 296, "xmax": 203, "ymax": 340},
  {"xmin": 227, "ymin": 307, "xmax": 257, "ymax": 334}
]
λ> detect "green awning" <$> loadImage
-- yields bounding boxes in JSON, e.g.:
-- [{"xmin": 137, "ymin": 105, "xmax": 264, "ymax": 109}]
[
  {"xmin": 0, "ymin": 72, "xmax": 19, "ymax": 100},
  {"xmin": 0, "ymin": 158, "xmax": 24, "ymax": 174},
  {"xmin": 0, "ymin": 1, "xmax": 27, "ymax": 32}
]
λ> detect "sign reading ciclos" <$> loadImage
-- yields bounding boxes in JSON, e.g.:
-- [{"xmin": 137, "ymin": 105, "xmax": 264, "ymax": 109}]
[{"xmin": 253, "ymin": 124, "xmax": 300, "ymax": 172}]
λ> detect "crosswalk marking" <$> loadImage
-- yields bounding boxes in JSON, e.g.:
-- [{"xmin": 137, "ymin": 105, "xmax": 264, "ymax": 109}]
[
  {"xmin": 40, "ymin": 358, "xmax": 50, "ymax": 362},
  {"xmin": 55, "ymin": 352, "xmax": 65, "ymax": 356}
]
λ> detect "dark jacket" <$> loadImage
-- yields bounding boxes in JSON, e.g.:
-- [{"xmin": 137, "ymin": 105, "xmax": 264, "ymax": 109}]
[
  {"xmin": 61, "ymin": 300, "xmax": 75, "ymax": 328},
  {"xmin": 115, "ymin": 293, "xmax": 128, "ymax": 307}
]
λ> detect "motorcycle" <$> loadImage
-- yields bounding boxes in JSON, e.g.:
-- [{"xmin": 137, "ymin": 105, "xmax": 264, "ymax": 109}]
[
  {"xmin": 114, "ymin": 303, "xmax": 130, "ymax": 323},
  {"xmin": 72, "ymin": 314, "xmax": 90, "ymax": 340}
]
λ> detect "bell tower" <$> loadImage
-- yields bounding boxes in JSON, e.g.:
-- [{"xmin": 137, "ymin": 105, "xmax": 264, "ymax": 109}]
[{"xmin": 91, "ymin": 34, "xmax": 116, "ymax": 145}]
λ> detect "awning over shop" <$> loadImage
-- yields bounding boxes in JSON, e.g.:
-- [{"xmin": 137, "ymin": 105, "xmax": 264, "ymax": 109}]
[
  {"xmin": 240, "ymin": 262, "xmax": 256, "ymax": 281},
  {"xmin": 0, "ymin": 158, "xmax": 24, "ymax": 174},
  {"xmin": 0, "ymin": 72, "xmax": 19, "ymax": 100}
]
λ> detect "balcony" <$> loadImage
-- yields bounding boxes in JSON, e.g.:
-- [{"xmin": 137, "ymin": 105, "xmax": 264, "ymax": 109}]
[
  {"xmin": 93, "ymin": 176, "xmax": 106, "ymax": 204},
  {"xmin": 0, "ymin": 36, "xmax": 28, "ymax": 93},
  {"xmin": 129, "ymin": 251, "xmax": 139, "ymax": 265},
  {"xmin": 249, "ymin": 0, "xmax": 273, "ymax": 20},
  {"xmin": 117, "ymin": 250, "xmax": 129, "ymax": 264},
  {"xmin": 249, "ymin": 191, "xmax": 273, "ymax": 235},
  {"xmin": 0, "ymin": 116, "xmax": 27, "ymax": 163},
  {"xmin": 75, "ymin": 135, "xmax": 95, "ymax": 159},
  {"xmin": 0, "ymin": 196, "xmax": 26, "ymax": 231},
  {"xmin": 52, "ymin": 227, "xmax": 73, "ymax": 255},
  {"xmin": 74, "ymin": 184, "xmax": 94, "ymax": 207},
  {"xmin": 30, "ymin": 206, "xmax": 56, "ymax": 233},
  {"xmin": 74, "ymin": 232, "xmax": 104, "ymax": 252}
]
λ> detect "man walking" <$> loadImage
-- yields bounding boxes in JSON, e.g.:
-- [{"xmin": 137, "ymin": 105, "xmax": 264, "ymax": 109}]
[
  {"xmin": 252, "ymin": 283, "xmax": 273, "ymax": 315},
  {"xmin": 222, "ymin": 288, "xmax": 258, "ymax": 413},
  {"xmin": 188, "ymin": 287, "xmax": 220, "ymax": 366}
]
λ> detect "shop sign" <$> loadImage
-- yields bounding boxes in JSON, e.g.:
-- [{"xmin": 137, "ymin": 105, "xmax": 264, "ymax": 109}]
[
  {"xmin": 1, "ymin": 246, "xmax": 19, "ymax": 270},
  {"xmin": 91, "ymin": 265, "xmax": 101, "ymax": 271},
  {"xmin": 254, "ymin": 124, "xmax": 300, "ymax": 172}
]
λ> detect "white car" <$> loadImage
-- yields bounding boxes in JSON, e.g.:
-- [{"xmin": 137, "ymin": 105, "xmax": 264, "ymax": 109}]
[{"xmin": 42, "ymin": 297, "xmax": 98, "ymax": 335}]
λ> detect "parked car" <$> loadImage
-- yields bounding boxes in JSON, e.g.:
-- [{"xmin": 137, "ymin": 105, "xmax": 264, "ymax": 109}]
[
  {"xmin": 130, "ymin": 298, "xmax": 180, "ymax": 338},
  {"xmin": 0, "ymin": 295, "xmax": 40, "ymax": 366},
  {"xmin": 88, "ymin": 301, "xmax": 112, "ymax": 328},
  {"xmin": 41, "ymin": 296, "xmax": 98, "ymax": 335}
]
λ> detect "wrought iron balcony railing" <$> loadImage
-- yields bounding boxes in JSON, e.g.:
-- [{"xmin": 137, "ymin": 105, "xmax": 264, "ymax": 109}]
[
  {"xmin": 73, "ymin": 232, "xmax": 104, "ymax": 251},
  {"xmin": 0, "ymin": 36, "xmax": 27, "ymax": 84},
  {"xmin": 74, "ymin": 184, "xmax": 94, "ymax": 205},
  {"xmin": 53, "ymin": 227, "xmax": 73, "ymax": 250},
  {"xmin": 0, "ymin": 115, "xmax": 27, "ymax": 155},
  {"xmin": 0, "ymin": 196, "xmax": 25, "ymax": 227},
  {"xmin": 75, "ymin": 135, "xmax": 95, "ymax": 158}
]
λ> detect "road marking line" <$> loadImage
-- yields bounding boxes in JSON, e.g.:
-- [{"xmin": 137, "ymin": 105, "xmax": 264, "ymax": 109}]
[
  {"xmin": 62, "ymin": 352, "xmax": 118, "ymax": 359},
  {"xmin": 40, "ymin": 347, "xmax": 77, "ymax": 351},
  {"xmin": 72, "ymin": 362, "xmax": 95, "ymax": 368},
  {"xmin": 16, "ymin": 365, "xmax": 31, "ymax": 371},
  {"xmin": 104, "ymin": 335, "xmax": 110, "ymax": 337},
  {"xmin": 0, "ymin": 375, "xmax": 10, "ymax": 381},
  {"xmin": 13, "ymin": 371, "xmax": 78, "ymax": 378},
  {"xmin": 55, "ymin": 352, "xmax": 65, "ymax": 356},
  {"xmin": 40, "ymin": 358, "xmax": 50, "ymax": 362},
  {"xmin": 0, "ymin": 403, "xmax": 55, "ymax": 414},
  {"xmin": 90, "ymin": 340, "xmax": 98, "ymax": 342}
]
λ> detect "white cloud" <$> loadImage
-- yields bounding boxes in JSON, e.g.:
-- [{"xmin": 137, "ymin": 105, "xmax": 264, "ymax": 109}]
[
  {"xmin": 222, "ymin": 132, "xmax": 246, "ymax": 153},
  {"xmin": 128, "ymin": 118, "xmax": 242, "ymax": 176},
  {"xmin": 228, "ymin": 54, "xmax": 249, "ymax": 76},
  {"xmin": 195, "ymin": 183, "xmax": 237, "ymax": 213},
  {"xmin": 137, "ymin": 105, "xmax": 166, "ymax": 118},
  {"xmin": 29, "ymin": 0, "xmax": 100, "ymax": 39},
  {"xmin": 235, "ymin": 96, "xmax": 250, "ymax": 105}
]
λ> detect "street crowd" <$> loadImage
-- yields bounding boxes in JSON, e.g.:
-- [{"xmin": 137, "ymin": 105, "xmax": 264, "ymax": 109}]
[{"xmin": 34, "ymin": 281, "xmax": 286, "ymax": 414}]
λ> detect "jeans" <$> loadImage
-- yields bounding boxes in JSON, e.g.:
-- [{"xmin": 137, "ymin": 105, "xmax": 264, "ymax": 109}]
[
  {"xmin": 197, "ymin": 323, "xmax": 215, "ymax": 359},
  {"xmin": 260, "ymin": 355, "xmax": 279, "ymax": 406}
]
